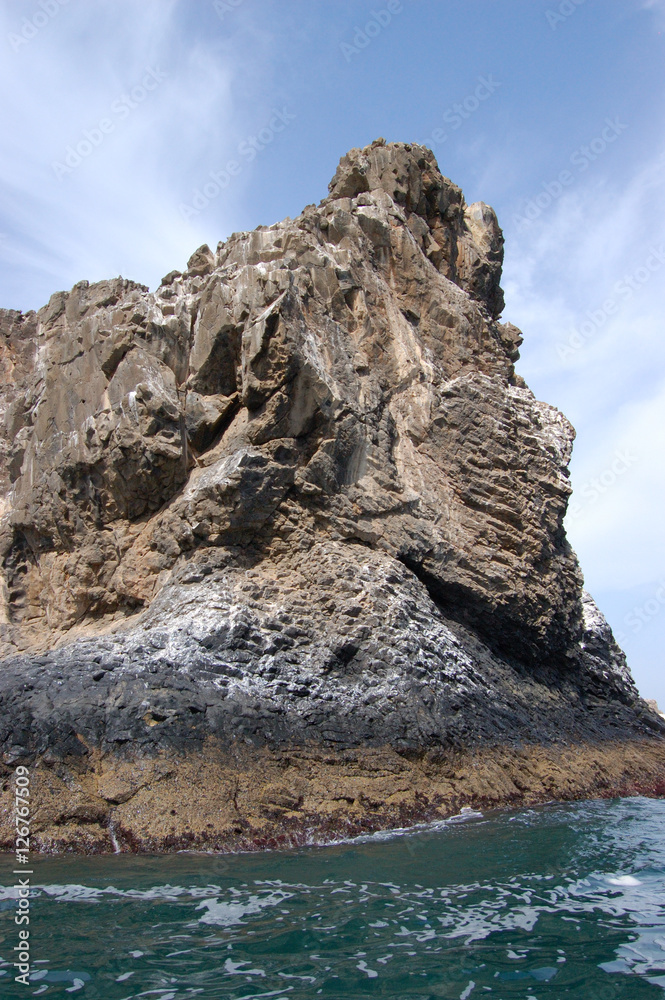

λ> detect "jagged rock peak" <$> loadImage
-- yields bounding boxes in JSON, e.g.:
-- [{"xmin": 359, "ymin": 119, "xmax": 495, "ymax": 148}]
[{"xmin": 327, "ymin": 138, "xmax": 504, "ymax": 317}]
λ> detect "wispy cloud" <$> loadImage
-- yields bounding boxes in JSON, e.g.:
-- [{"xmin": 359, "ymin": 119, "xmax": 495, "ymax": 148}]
[
  {"xmin": 503, "ymin": 145, "xmax": 665, "ymax": 596},
  {"xmin": 566, "ymin": 385, "xmax": 665, "ymax": 590},
  {"xmin": 0, "ymin": 0, "xmax": 257, "ymax": 307},
  {"xmin": 640, "ymin": 0, "xmax": 665, "ymax": 28}
]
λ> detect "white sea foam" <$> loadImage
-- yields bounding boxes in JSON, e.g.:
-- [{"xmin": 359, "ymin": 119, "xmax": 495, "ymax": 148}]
[
  {"xmin": 196, "ymin": 889, "xmax": 293, "ymax": 927},
  {"xmin": 607, "ymin": 874, "xmax": 643, "ymax": 886},
  {"xmin": 1, "ymin": 799, "xmax": 662, "ymax": 995},
  {"xmin": 223, "ymin": 958, "xmax": 266, "ymax": 976},
  {"xmin": 1, "ymin": 882, "xmax": 229, "ymax": 903},
  {"xmin": 304, "ymin": 807, "xmax": 485, "ymax": 850}
]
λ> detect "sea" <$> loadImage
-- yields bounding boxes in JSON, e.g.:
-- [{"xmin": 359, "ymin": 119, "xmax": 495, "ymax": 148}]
[{"xmin": 1, "ymin": 796, "xmax": 664, "ymax": 998}]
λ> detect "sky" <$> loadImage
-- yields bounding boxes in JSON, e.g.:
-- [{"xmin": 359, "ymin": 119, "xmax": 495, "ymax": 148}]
[{"xmin": 1, "ymin": 0, "xmax": 664, "ymax": 703}]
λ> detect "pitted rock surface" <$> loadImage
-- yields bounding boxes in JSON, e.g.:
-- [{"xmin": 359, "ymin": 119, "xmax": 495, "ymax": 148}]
[{"xmin": 0, "ymin": 139, "xmax": 662, "ymax": 777}]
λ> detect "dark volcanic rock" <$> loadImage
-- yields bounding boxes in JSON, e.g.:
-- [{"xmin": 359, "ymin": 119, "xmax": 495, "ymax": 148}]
[{"xmin": 0, "ymin": 140, "xmax": 662, "ymax": 849}]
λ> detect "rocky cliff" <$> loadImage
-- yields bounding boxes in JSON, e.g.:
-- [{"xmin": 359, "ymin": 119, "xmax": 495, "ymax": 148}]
[{"xmin": 0, "ymin": 140, "xmax": 663, "ymax": 852}]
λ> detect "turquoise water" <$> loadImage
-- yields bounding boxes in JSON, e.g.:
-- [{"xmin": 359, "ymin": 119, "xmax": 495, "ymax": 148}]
[{"xmin": 1, "ymin": 797, "xmax": 665, "ymax": 998}]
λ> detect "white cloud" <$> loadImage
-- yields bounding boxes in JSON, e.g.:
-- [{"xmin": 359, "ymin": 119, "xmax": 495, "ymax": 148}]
[
  {"xmin": 0, "ymin": 0, "xmax": 267, "ymax": 308},
  {"xmin": 503, "ymin": 145, "xmax": 665, "ymax": 601},
  {"xmin": 565, "ymin": 383, "xmax": 665, "ymax": 590}
]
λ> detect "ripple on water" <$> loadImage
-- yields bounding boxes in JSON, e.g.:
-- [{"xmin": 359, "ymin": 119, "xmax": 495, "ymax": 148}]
[{"xmin": 0, "ymin": 797, "xmax": 663, "ymax": 997}]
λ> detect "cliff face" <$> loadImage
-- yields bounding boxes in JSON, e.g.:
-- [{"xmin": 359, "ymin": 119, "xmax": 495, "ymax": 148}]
[{"xmin": 0, "ymin": 140, "xmax": 662, "ymax": 851}]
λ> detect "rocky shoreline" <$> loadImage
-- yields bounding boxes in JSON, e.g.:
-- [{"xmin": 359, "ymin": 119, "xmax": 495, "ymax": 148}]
[
  {"xmin": 0, "ymin": 139, "xmax": 663, "ymax": 851},
  {"xmin": 1, "ymin": 738, "xmax": 664, "ymax": 854}
]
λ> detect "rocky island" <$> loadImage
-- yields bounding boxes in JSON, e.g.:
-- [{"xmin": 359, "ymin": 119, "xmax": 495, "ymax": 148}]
[{"xmin": 0, "ymin": 140, "xmax": 663, "ymax": 852}]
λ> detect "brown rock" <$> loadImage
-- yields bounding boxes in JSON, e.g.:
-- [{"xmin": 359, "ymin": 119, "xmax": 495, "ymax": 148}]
[{"xmin": 0, "ymin": 141, "xmax": 662, "ymax": 851}]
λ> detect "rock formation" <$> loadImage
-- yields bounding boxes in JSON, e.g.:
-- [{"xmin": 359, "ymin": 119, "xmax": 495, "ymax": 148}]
[{"xmin": 0, "ymin": 140, "xmax": 662, "ymax": 851}]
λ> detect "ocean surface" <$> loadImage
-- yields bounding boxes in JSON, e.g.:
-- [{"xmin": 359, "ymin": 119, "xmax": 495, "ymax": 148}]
[{"xmin": 1, "ymin": 797, "xmax": 664, "ymax": 998}]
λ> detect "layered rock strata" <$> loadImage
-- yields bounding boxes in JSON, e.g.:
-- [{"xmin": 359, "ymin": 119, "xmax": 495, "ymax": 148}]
[{"xmin": 0, "ymin": 140, "xmax": 662, "ymax": 851}]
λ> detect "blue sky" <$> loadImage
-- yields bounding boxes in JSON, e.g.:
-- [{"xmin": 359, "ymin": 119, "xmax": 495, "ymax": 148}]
[{"xmin": 1, "ymin": 0, "xmax": 664, "ymax": 702}]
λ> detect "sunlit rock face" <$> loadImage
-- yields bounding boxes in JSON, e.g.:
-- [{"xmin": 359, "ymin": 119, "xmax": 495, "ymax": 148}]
[{"xmin": 0, "ymin": 138, "xmax": 656, "ymax": 778}]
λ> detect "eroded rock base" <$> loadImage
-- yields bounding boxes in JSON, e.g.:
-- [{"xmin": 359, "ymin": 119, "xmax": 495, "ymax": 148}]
[{"xmin": 2, "ymin": 738, "xmax": 663, "ymax": 854}]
